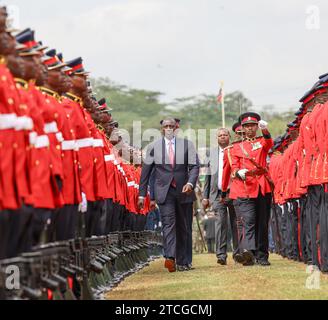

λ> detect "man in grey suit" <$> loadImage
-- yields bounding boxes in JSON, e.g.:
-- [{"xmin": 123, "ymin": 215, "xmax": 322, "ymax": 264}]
[
  {"xmin": 138, "ymin": 118, "xmax": 200, "ymax": 272},
  {"xmin": 202, "ymin": 128, "xmax": 241, "ymax": 265}
]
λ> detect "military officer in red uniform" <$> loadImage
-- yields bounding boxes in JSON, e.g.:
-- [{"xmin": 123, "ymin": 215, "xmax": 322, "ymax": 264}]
[
  {"xmin": 37, "ymin": 50, "xmax": 83, "ymax": 241},
  {"xmin": 229, "ymin": 112, "xmax": 273, "ymax": 266},
  {"xmin": 0, "ymin": 16, "xmax": 25, "ymax": 259}
]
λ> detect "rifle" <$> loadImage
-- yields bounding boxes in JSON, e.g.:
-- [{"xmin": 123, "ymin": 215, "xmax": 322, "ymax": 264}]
[
  {"xmin": 0, "ymin": 231, "xmax": 164, "ymax": 300},
  {"xmin": 0, "ymin": 254, "xmax": 43, "ymax": 300}
]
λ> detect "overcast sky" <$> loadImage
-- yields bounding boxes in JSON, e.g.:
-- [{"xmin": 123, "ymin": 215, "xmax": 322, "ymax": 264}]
[{"xmin": 3, "ymin": 0, "xmax": 328, "ymax": 111}]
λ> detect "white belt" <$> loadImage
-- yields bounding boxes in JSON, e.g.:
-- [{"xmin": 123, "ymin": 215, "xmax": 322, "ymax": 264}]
[
  {"xmin": 44, "ymin": 121, "xmax": 58, "ymax": 134},
  {"xmin": 29, "ymin": 132, "xmax": 38, "ymax": 145},
  {"xmin": 15, "ymin": 116, "xmax": 33, "ymax": 131},
  {"xmin": 62, "ymin": 140, "xmax": 78, "ymax": 151},
  {"xmin": 127, "ymin": 181, "xmax": 135, "ymax": 187},
  {"xmin": 56, "ymin": 132, "xmax": 64, "ymax": 142},
  {"xmin": 0, "ymin": 114, "xmax": 17, "ymax": 129},
  {"xmin": 35, "ymin": 135, "xmax": 50, "ymax": 149},
  {"xmin": 76, "ymin": 138, "xmax": 94, "ymax": 148},
  {"xmin": 93, "ymin": 139, "xmax": 104, "ymax": 148}
]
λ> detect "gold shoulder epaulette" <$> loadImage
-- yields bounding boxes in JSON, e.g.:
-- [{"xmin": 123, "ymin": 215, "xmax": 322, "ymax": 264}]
[
  {"xmin": 14, "ymin": 78, "xmax": 28, "ymax": 90},
  {"xmin": 64, "ymin": 92, "xmax": 83, "ymax": 105},
  {"xmin": 38, "ymin": 86, "xmax": 61, "ymax": 101}
]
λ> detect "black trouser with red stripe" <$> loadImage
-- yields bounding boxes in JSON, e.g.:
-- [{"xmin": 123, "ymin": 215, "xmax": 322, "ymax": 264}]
[
  {"xmin": 270, "ymin": 204, "xmax": 283, "ymax": 254},
  {"xmin": 320, "ymin": 185, "xmax": 328, "ymax": 272},
  {"xmin": 307, "ymin": 185, "xmax": 322, "ymax": 267},
  {"xmin": 0, "ymin": 210, "xmax": 10, "ymax": 259},
  {"xmin": 300, "ymin": 195, "xmax": 312, "ymax": 263},
  {"xmin": 233, "ymin": 192, "xmax": 272, "ymax": 262},
  {"xmin": 284, "ymin": 201, "xmax": 300, "ymax": 260}
]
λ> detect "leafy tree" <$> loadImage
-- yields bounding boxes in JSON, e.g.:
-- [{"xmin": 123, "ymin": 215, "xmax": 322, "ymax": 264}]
[{"xmin": 92, "ymin": 78, "xmax": 296, "ymax": 146}]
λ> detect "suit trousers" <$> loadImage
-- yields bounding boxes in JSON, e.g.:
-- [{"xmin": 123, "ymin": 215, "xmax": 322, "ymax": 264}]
[
  {"xmin": 213, "ymin": 199, "xmax": 239, "ymax": 260},
  {"xmin": 234, "ymin": 192, "xmax": 272, "ymax": 261},
  {"xmin": 207, "ymin": 239, "xmax": 215, "ymax": 253},
  {"xmin": 158, "ymin": 186, "xmax": 192, "ymax": 266}
]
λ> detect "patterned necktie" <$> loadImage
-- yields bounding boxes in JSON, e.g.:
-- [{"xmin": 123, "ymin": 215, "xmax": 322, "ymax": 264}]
[
  {"xmin": 169, "ymin": 141, "xmax": 176, "ymax": 187},
  {"xmin": 169, "ymin": 141, "xmax": 175, "ymax": 168}
]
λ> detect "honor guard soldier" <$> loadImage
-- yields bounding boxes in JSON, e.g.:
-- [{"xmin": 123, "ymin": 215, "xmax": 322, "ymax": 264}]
[{"xmin": 229, "ymin": 112, "xmax": 273, "ymax": 266}]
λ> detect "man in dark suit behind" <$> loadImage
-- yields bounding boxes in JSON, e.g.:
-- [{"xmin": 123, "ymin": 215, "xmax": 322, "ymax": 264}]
[{"xmin": 138, "ymin": 118, "xmax": 200, "ymax": 272}]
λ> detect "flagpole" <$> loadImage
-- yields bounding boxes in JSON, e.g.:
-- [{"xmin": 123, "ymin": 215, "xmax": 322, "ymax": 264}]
[{"xmin": 220, "ymin": 81, "xmax": 225, "ymax": 128}]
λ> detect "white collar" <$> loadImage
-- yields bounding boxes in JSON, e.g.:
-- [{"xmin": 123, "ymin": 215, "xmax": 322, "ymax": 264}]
[{"xmin": 164, "ymin": 137, "xmax": 176, "ymax": 145}]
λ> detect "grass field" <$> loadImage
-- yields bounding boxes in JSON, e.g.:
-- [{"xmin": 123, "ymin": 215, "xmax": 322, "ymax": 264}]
[{"xmin": 106, "ymin": 254, "xmax": 328, "ymax": 300}]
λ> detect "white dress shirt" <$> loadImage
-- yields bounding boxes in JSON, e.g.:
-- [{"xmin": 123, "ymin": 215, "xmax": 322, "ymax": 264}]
[
  {"xmin": 164, "ymin": 136, "xmax": 176, "ymax": 158},
  {"xmin": 218, "ymin": 147, "xmax": 224, "ymax": 191},
  {"xmin": 138, "ymin": 137, "xmax": 193, "ymax": 199},
  {"xmin": 164, "ymin": 136, "xmax": 194, "ymax": 189}
]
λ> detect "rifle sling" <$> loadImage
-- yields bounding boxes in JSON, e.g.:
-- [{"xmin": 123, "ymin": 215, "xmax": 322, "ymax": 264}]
[{"xmin": 239, "ymin": 143, "xmax": 275, "ymax": 192}]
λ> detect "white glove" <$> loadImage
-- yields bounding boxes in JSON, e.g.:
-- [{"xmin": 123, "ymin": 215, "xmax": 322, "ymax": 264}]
[
  {"xmin": 258, "ymin": 120, "xmax": 268, "ymax": 130},
  {"xmin": 237, "ymin": 169, "xmax": 249, "ymax": 181},
  {"xmin": 78, "ymin": 192, "xmax": 88, "ymax": 213}
]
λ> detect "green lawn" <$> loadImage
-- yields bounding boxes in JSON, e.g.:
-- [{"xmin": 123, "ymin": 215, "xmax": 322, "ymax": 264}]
[{"xmin": 106, "ymin": 254, "xmax": 328, "ymax": 300}]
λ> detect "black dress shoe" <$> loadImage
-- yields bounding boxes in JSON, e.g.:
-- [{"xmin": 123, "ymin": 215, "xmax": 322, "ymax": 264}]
[
  {"xmin": 177, "ymin": 265, "xmax": 190, "ymax": 272},
  {"xmin": 256, "ymin": 259, "xmax": 271, "ymax": 266},
  {"xmin": 217, "ymin": 257, "xmax": 227, "ymax": 265},
  {"xmin": 242, "ymin": 250, "xmax": 255, "ymax": 266}
]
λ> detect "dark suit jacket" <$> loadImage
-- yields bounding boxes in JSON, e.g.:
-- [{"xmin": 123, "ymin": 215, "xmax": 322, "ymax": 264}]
[
  {"xmin": 203, "ymin": 147, "xmax": 221, "ymax": 205},
  {"xmin": 139, "ymin": 137, "xmax": 200, "ymax": 205}
]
